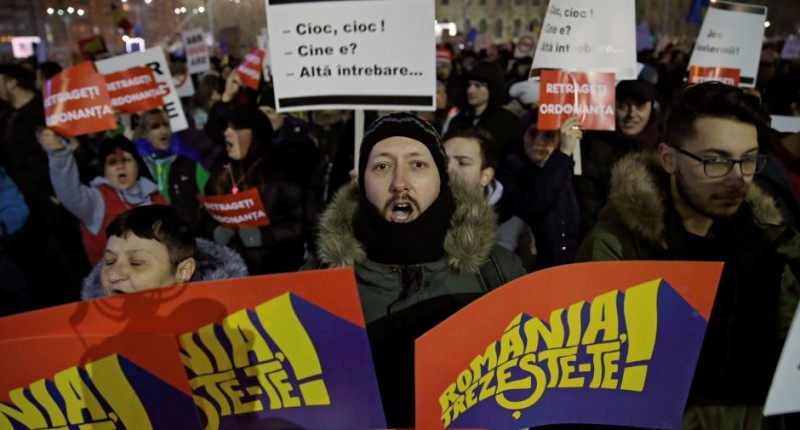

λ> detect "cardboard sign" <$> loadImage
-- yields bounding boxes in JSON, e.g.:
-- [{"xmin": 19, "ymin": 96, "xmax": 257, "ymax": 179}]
[
  {"xmin": 182, "ymin": 28, "xmax": 211, "ymax": 75},
  {"xmin": 531, "ymin": 0, "xmax": 637, "ymax": 80},
  {"xmin": 95, "ymin": 49, "xmax": 189, "ymax": 132},
  {"xmin": 687, "ymin": 1, "xmax": 767, "ymax": 88},
  {"xmin": 765, "ymin": 305, "xmax": 800, "ymax": 415},
  {"xmin": 237, "ymin": 47, "xmax": 266, "ymax": 90},
  {"xmin": 537, "ymin": 70, "xmax": 616, "ymax": 131},
  {"xmin": 416, "ymin": 261, "xmax": 723, "ymax": 430},
  {"xmin": 265, "ymin": 0, "xmax": 436, "ymax": 112},
  {"xmin": 781, "ymin": 36, "xmax": 800, "ymax": 60},
  {"xmin": 0, "ymin": 268, "xmax": 386, "ymax": 429},
  {"xmin": 514, "ymin": 32, "xmax": 538, "ymax": 59},
  {"xmin": 688, "ymin": 65, "xmax": 740, "ymax": 86},
  {"xmin": 42, "ymin": 61, "xmax": 117, "ymax": 137},
  {"xmin": 78, "ymin": 35, "xmax": 108, "ymax": 60},
  {"xmin": 198, "ymin": 188, "xmax": 271, "ymax": 228},
  {"xmin": 104, "ymin": 66, "xmax": 166, "ymax": 113}
]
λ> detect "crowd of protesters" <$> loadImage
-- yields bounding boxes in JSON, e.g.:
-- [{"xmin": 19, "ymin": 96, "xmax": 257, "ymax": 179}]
[{"xmin": 1, "ymin": 36, "xmax": 799, "ymax": 428}]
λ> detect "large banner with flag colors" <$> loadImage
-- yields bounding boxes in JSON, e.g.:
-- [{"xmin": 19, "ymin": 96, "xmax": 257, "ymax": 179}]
[
  {"xmin": 415, "ymin": 261, "xmax": 723, "ymax": 429},
  {"xmin": 0, "ymin": 268, "xmax": 386, "ymax": 429}
]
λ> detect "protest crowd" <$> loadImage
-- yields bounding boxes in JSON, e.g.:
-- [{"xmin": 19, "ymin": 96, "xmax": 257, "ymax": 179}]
[{"xmin": 1, "ymin": 3, "xmax": 800, "ymax": 429}]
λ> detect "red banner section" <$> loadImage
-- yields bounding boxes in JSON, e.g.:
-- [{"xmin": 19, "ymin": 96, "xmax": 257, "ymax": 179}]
[
  {"xmin": 688, "ymin": 66, "xmax": 741, "ymax": 87},
  {"xmin": 537, "ymin": 70, "xmax": 616, "ymax": 131},
  {"xmin": 43, "ymin": 61, "xmax": 117, "ymax": 137},
  {"xmin": 237, "ymin": 47, "xmax": 265, "ymax": 90},
  {"xmin": 198, "ymin": 187, "xmax": 271, "ymax": 228},
  {"xmin": 0, "ymin": 269, "xmax": 386, "ymax": 429},
  {"xmin": 416, "ymin": 261, "xmax": 723, "ymax": 430},
  {"xmin": 104, "ymin": 66, "xmax": 166, "ymax": 113}
]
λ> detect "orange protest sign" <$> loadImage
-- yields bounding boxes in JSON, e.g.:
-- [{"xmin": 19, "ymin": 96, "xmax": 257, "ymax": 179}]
[
  {"xmin": 104, "ymin": 66, "xmax": 166, "ymax": 113},
  {"xmin": 537, "ymin": 70, "xmax": 616, "ymax": 131},
  {"xmin": 43, "ymin": 61, "xmax": 117, "ymax": 137},
  {"xmin": 237, "ymin": 47, "xmax": 265, "ymax": 90},
  {"xmin": 198, "ymin": 187, "xmax": 271, "ymax": 228},
  {"xmin": 688, "ymin": 66, "xmax": 740, "ymax": 87}
]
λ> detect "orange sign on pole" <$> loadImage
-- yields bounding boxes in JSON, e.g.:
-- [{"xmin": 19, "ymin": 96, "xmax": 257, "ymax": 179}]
[
  {"xmin": 43, "ymin": 61, "xmax": 117, "ymax": 137},
  {"xmin": 237, "ymin": 47, "xmax": 266, "ymax": 90},
  {"xmin": 688, "ymin": 66, "xmax": 741, "ymax": 86},
  {"xmin": 537, "ymin": 70, "xmax": 616, "ymax": 131}
]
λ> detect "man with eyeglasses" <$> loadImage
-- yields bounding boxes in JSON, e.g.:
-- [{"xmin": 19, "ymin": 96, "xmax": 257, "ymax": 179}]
[{"xmin": 577, "ymin": 82, "xmax": 799, "ymax": 430}]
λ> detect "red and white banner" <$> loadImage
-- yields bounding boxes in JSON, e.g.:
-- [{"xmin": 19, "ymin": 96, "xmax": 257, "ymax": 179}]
[
  {"xmin": 43, "ymin": 61, "xmax": 116, "ymax": 137},
  {"xmin": 198, "ymin": 188, "xmax": 271, "ymax": 228},
  {"xmin": 104, "ymin": 66, "xmax": 166, "ymax": 113},
  {"xmin": 237, "ymin": 48, "xmax": 265, "ymax": 90},
  {"xmin": 537, "ymin": 70, "xmax": 616, "ymax": 130},
  {"xmin": 688, "ymin": 65, "xmax": 741, "ymax": 87}
]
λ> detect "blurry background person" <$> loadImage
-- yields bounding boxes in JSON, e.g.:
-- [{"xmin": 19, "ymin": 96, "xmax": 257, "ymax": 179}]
[
  {"xmin": 39, "ymin": 130, "xmax": 166, "ymax": 265},
  {"xmin": 204, "ymin": 105, "xmax": 305, "ymax": 275}
]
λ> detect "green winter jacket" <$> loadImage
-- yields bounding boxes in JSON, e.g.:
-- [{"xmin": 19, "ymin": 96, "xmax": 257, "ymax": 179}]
[
  {"xmin": 577, "ymin": 153, "xmax": 800, "ymax": 412},
  {"xmin": 308, "ymin": 178, "xmax": 526, "ymax": 427}
]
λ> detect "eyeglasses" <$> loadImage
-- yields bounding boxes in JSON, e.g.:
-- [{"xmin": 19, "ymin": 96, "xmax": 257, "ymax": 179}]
[{"xmin": 670, "ymin": 145, "xmax": 768, "ymax": 178}]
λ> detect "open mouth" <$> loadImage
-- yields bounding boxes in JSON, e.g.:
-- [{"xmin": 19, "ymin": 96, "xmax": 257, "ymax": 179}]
[
  {"xmin": 117, "ymin": 173, "xmax": 128, "ymax": 184},
  {"xmin": 110, "ymin": 288, "xmax": 127, "ymax": 296},
  {"xmin": 390, "ymin": 202, "xmax": 414, "ymax": 223}
]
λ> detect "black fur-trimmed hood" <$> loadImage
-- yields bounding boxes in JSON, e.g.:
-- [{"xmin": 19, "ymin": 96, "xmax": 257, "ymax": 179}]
[
  {"xmin": 316, "ymin": 179, "xmax": 497, "ymax": 273},
  {"xmin": 81, "ymin": 238, "xmax": 249, "ymax": 300}
]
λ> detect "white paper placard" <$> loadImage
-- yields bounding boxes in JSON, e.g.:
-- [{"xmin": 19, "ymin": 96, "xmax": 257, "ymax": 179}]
[
  {"xmin": 531, "ymin": 0, "xmax": 637, "ymax": 80},
  {"xmin": 764, "ymin": 305, "xmax": 800, "ymax": 415},
  {"xmin": 265, "ymin": 0, "xmax": 436, "ymax": 112},
  {"xmin": 687, "ymin": 1, "xmax": 767, "ymax": 88},
  {"xmin": 182, "ymin": 28, "xmax": 211, "ymax": 75}
]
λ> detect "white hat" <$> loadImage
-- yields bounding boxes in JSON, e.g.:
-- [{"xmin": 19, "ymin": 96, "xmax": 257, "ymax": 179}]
[{"xmin": 509, "ymin": 78, "xmax": 540, "ymax": 106}]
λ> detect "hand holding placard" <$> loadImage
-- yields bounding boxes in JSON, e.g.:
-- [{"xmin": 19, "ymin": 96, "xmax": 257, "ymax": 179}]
[
  {"xmin": 559, "ymin": 116, "xmax": 582, "ymax": 156},
  {"xmin": 38, "ymin": 128, "xmax": 67, "ymax": 152}
]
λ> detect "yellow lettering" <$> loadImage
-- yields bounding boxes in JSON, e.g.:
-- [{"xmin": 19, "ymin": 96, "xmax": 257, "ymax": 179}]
[
  {"xmin": 451, "ymin": 394, "xmax": 467, "ymax": 422},
  {"xmin": 219, "ymin": 378, "xmax": 263, "ymax": 415},
  {"xmin": 194, "ymin": 394, "xmax": 220, "ymax": 430},
  {"xmin": 477, "ymin": 370, "xmax": 496, "ymax": 402},
  {"xmin": 54, "ymin": 366, "xmax": 106, "ymax": 424},
  {"xmin": 245, "ymin": 360, "xmax": 284, "ymax": 410},
  {"xmin": 190, "ymin": 371, "xmax": 235, "ymax": 417},
  {"xmin": 0, "ymin": 387, "xmax": 47, "ymax": 428},
  {"xmin": 495, "ymin": 353, "xmax": 546, "ymax": 410},
  {"xmin": 524, "ymin": 309, "xmax": 566, "ymax": 353},
  {"xmin": 179, "ymin": 331, "xmax": 214, "ymax": 376},
  {"xmin": 198, "ymin": 323, "xmax": 233, "ymax": 372},
  {"xmin": 495, "ymin": 357, "xmax": 526, "ymax": 394},
  {"xmin": 538, "ymin": 347, "xmax": 575, "ymax": 388},
  {"xmin": 586, "ymin": 342, "xmax": 619, "ymax": 389},
  {"xmin": 30, "ymin": 379, "xmax": 66, "ymax": 427},
  {"xmin": 87, "ymin": 355, "xmax": 153, "ymax": 429},
  {"xmin": 497, "ymin": 325, "xmax": 525, "ymax": 365},
  {"xmin": 439, "ymin": 382, "xmax": 458, "ymax": 415},
  {"xmin": 582, "ymin": 290, "xmax": 620, "ymax": 344},
  {"xmin": 268, "ymin": 370, "xmax": 300, "ymax": 408},
  {"xmin": 456, "ymin": 369, "xmax": 473, "ymax": 393},
  {"xmin": 557, "ymin": 353, "xmax": 584, "ymax": 388},
  {"xmin": 621, "ymin": 280, "xmax": 660, "ymax": 392},
  {"xmin": 469, "ymin": 342, "xmax": 498, "ymax": 383},
  {"xmin": 222, "ymin": 309, "xmax": 276, "ymax": 368},
  {"xmin": 256, "ymin": 293, "xmax": 329, "ymax": 406},
  {"xmin": 464, "ymin": 380, "xmax": 478, "ymax": 409},
  {"xmin": 601, "ymin": 349, "xmax": 620, "ymax": 389},
  {"xmin": 566, "ymin": 301, "xmax": 585, "ymax": 347}
]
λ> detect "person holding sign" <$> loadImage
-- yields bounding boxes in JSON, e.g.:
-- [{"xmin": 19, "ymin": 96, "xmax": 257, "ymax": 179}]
[
  {"xmin": 39, "ymin": 130, "xmax": 166, "ymax": 264},
  {"xmin": 577, "ymin": 82, "xmax": 800, "ymax": 429},
  {"xmin": 306, "ymin": 112, "xmax": 526, "ymax": 427},
  {"xmin": 574, "ymin": 79, "xmax": 659, "ymax": 238},
  {"xmin": 496, "ymin": 114, "xmax": 581, "ymax": 270},
  {"xmin": 204, "ymin": 105, "xmax": 305, "ymax": 275},
  {"xmin": 81, "ymin": 205, "xmax": 247, "ymax": 298}
]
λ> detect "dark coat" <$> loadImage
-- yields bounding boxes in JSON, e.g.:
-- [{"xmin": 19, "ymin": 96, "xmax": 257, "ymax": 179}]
[
  {"xmin": 577, "ymin": 153, "xmax": 800, "ymax": 406},
  {"xmin": 498, "ymin": 149, "xmax": 580, "ymax": 269}
]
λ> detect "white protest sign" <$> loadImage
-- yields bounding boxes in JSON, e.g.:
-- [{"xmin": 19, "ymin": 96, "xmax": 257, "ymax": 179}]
[
  {"xmin": 687, "ymin": 1, "xmax": 766, "ymax": 88},
  {"xmin": 257, "ymin": 29, "xmax": 272, "ymax": 82},
  {"xmin": 764, "ymin": 305, "xmax": 800, "ymax": 415},
  {"xmin": 771, "ymin": 115, "xmax": 800, "ymax": 133},
  {"xmin": 781, "ymin": 36, "xmax": 800, "ymax": 59},
  {"xmin": 531, "ymin": 0, "xmax": 637, "ymax": 80},
  {"xmin": 265, "ymin": 0, "xmax": 435, "ymax": 112},
  {"xmin": 96, "ymin": 49, "xmax": 189, "ymax": 132},
  {"xmin": 182, "ymin": 28, "xmax": 211, "ymax": 75}
]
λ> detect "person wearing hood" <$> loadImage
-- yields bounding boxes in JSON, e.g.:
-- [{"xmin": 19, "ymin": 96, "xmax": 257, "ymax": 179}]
[
  {"xmin": 448, "ymin": 61, "xmax": 521, "ymax": 153},
  {"xmin": 205, "ymin": 104, "xmax": 305, "ymax": 275},
  {"xmin": 39, "ymin": 130, "xmax": 167, "ymax": 264},
  {"xmin": 81, "ymin": 205, "xmax": 248, "ymax": 299},
  {"xmin": 132, "ymin": 108, "xmax": 211, "ymax": 228},
  {"xmin": 574, "ymin": 79, "xmax": 660, "ymax": 237},
  {"xmin": 305, "ymin": 112, "xmax": 526, "ymax": 427}
]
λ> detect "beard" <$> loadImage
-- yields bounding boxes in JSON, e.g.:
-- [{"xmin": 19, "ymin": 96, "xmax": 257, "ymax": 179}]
[{"xmin": 675, "ymin": 168, "xmax": 747, "ymax": 220}]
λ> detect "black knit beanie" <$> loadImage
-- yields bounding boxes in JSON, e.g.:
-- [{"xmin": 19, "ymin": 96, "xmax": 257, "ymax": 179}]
[{"xmin": 358, "ymin": 112, "xmax": 449, "ymax": 193}]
